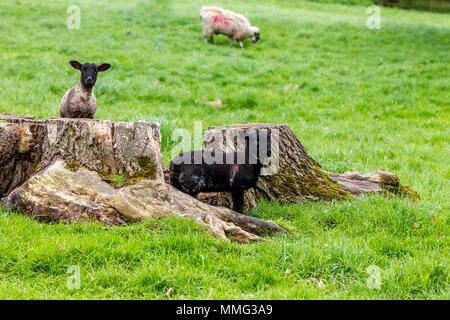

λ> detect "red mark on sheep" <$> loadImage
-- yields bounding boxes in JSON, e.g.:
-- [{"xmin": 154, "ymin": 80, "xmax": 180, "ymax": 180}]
[{"xmin": 212, "ymin": 15, "xmax": 230, "ymax": 26}]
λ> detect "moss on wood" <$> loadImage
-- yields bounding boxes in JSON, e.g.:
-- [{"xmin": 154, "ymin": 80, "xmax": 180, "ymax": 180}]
[
  {"xmin": 99, "ymin": 155, "xmax": 157, "ymax": 189},
  {"xmin": 271, "ymin": 165, "xmax": 351, "ymax": 202},
  {"xmin": 134, "ymin": 155, "xmax": 157, "ymax": 180},
  {"xmin": 65, "ymin": 161, "xmax": 79, "ymax": 172},
  {"xmin": 98, "ymin": 163, "xmax": 113, "ymax": 180},
  {"xmin": 383, "ymin": 184, "xmax": 420, "ymax": 202}
]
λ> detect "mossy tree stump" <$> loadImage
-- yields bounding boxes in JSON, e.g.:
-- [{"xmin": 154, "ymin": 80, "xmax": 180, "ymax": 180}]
[
  {"xmin": 203, "ymin": 124, "xmax": 350, "ymax": 210},
  {"xmin": 0, "ymin": 116, "xmax": 416, "ymax": 241},
  {"xmin": 202, "ymin": 123, "xmax": 417, "ymax": 210}
]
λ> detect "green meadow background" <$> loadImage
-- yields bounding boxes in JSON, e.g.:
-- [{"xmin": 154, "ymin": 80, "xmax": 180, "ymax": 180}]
[{"xmin": 0, "ymin": 0, "xmax": 448, "ymax": 299}]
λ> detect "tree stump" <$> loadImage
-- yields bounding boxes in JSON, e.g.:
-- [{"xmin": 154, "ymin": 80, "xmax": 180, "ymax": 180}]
[
  {"xmin": 0, "ymin": 117, "xmax": 287, "ymax": 242},
  {"xmin": 202, "ymin": 123, "xmax": 350, "ymax": 210},
  {"xmin": 201, "ymin": 123, "xmax": 418, "ymax": 209},
  {"xmin": 1, "ymin": 117, "xmax": 417, "ymax": 241},
  {"xmin": 0, "ymin": 118, "xmax": 164, "ymax": 198}
]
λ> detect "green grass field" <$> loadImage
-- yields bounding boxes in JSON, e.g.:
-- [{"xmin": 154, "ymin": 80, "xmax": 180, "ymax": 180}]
[{"xmin": 0, "ymin": 0, "xmax": 449, "ymax": 299}]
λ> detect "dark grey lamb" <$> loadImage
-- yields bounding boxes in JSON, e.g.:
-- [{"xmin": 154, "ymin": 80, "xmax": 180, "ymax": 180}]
[{"xmin": 169, "ymin": 129, "xmax": 271, "ymax": 213}]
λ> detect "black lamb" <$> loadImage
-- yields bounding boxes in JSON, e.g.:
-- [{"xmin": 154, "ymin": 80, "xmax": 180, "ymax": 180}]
[{"xmin": 169, "ymin": 129, "xmax": 271, "ymax": 213}]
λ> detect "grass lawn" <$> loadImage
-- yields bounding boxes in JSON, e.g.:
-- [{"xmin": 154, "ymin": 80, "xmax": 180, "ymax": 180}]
[{"xmin": 0, "ymin": 0, "xmax": 449, "ymax": 299}]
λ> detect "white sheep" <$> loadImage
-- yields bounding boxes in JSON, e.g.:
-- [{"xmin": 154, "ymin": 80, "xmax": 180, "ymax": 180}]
[{"xmin": 200, "ymin": 6, "xmax": 260, "ymax": 48}]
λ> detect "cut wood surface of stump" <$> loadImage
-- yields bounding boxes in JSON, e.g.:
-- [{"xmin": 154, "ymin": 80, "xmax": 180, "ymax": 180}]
[
  {"xmin": 0, "ymin": 117, "xmax": 164, "ymax": 199},
  {"xmin": 0, "ymin": 113, "xmax": 34, "ymax": 120}
]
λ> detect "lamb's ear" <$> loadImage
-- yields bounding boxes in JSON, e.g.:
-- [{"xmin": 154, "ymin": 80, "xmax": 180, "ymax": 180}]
[
  {"xmin": 70, "ymin": 60, "xmax": 81, "ymax": 70},
  {"xmin": 97, "ymin": 63, "xmax": 111, "ymax": 72}
]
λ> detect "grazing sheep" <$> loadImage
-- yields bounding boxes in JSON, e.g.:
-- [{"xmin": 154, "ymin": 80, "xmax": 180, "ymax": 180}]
[
  {"xmin": 200, "ymin": 6, "xmax": 260, "ymax": 48},
  {"xmin": 169, "ymin": 129, "xmax": 271, "ymax": 213},
  {"xmin": 60, "ymin": 60, "xmax": 111, "ymax": 119}
]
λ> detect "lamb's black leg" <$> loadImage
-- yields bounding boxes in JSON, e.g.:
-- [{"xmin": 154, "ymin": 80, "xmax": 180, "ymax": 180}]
[{"xmin": 232, "ymin": 190, "xmax": 245, "ymax": 213}]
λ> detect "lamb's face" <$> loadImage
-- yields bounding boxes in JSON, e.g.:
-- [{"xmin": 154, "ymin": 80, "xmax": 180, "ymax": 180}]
[
  {"xmin": 69, "ymin": 60, "xmax": 111, "ymax": 89},
  {"xmin": 80, "ymin": 63, "xmax": 99, "ymax": 88}
]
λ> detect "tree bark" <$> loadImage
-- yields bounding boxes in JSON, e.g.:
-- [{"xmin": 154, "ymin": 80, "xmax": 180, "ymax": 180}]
[
  {"xmin": 1, "ymin": 117, "xmax": 417, "ymax": 242},
  {"xmin": 0, "ymin": 121, "xmax": 46, "ymax": 196},
  {"xmin": 0, "ymin": 118, "xmax": 164, "ymax": 198}
]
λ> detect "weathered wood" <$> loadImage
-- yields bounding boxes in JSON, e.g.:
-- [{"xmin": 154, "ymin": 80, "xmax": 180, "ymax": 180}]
[
  {"xmin": 2, "ymin": 160, "xmax": 286, "ymax": 242},
  {"xmin": 326, "ymin": 168, "xmax": 420, "ymax": 200},
  {"xmin": 0, "ymin": 122, "xmax": 46, "ymax": 196},
  {"xmin": 1, "ymin": 116, "xmax": 417, "ymax": 241},
  {"xmin": 1, "ymin": 117, "xmax": 286, "ymax": 242},
  {"xmin": 325, "ymin": 168, "xmax": 398, "ymax": 195},
  {"xmin": 0, "ymin": 118, "xmax": 164, "ymax": 198},
  {"xmin": 197, "ymin": 191, "xmax": 233, "ymax": 208},
  {"xmin": 0, "ymin": 113, "xmax": 34, "ymax": 120},
  {"xmin": 3, "ymin": 160, "xmax": 126, "ymax": 226}
]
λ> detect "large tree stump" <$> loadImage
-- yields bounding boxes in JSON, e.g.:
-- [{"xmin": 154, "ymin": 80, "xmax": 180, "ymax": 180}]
[
  {"xmin": 203, "ymin": 123, "xmax": 351, "ymax": 210},
  {"xmin": 0, "ymin": 118, "xmax": 164, "ymax": 198},
  {"xmin": 201, "ymin": 123, "xmax": 418, "ymax": 209},
  {"xmin": 0, "ymin": 116, "xmax": 287, "ymax": 242}
]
